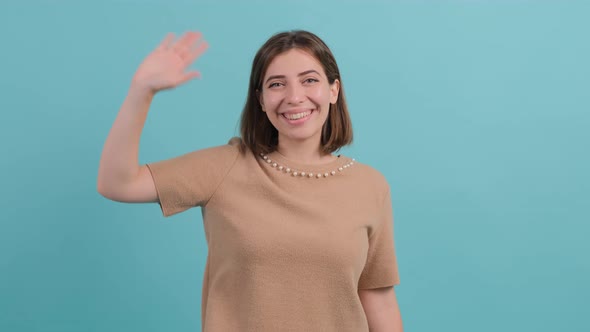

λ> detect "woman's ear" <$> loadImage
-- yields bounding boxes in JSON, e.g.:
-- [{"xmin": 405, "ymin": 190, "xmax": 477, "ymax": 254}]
[{"xmin": 330, "ymin": 79, "xmax": 340, "ymax": 104}]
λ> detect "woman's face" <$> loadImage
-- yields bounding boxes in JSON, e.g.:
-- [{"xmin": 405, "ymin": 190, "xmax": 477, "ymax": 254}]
[{"xmin": 259, "ymin": 48, "xmax": 339, "ymax": 146}]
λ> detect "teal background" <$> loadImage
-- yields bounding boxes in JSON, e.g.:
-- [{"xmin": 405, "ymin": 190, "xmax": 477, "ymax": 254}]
[{"xmin": 1, "ymin": 0, "xmax": 588, "ymax": 331}]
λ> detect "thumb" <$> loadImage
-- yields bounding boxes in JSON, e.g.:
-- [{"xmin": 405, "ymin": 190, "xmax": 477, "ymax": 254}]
[{"xmin": 178, "ymin": 71, "xmax": 201, "ymax": 85}]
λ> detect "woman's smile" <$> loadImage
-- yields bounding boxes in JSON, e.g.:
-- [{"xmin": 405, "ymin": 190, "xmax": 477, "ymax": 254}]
[{"xmin": 281, "ymin": 109, "xmax": 315, "ymax": 124}]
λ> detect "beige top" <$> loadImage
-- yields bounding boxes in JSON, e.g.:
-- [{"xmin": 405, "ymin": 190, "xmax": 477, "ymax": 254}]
[{"xmin": 146, "ymin": 137, "xmax": 400, "ymax": 332}]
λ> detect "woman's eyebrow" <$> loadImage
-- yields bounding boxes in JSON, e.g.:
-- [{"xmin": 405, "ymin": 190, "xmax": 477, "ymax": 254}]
[{"xmin": 265, "ymin": 70, "xmax": 320, "ymax": 84}]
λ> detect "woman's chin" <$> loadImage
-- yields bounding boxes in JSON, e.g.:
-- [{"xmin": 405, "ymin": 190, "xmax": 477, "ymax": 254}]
[{"xmin": 279, "ymin": 130, "xmax": 322, "ymax": 143}]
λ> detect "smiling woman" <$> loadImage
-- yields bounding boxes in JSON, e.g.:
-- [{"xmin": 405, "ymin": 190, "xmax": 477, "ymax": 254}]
[
  {"xmin": 258, "ymin": 49, "xmax": 340, "ymax": 156},
  {"xmin": 97, "ymin": 29, "xmax": 402, "ymax": 332},
  {"xmin": 240, "ymin": 30, "xmax": 353, "ymax": 160}
]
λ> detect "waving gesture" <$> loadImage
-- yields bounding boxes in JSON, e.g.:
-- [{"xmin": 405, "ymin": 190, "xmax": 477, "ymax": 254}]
[{"xmin": 132, "ymin": 31, "xmax": 209, "ymax": 94}]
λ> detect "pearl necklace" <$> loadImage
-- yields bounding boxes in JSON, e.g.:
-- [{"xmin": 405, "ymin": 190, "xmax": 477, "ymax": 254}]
[{"xmin": 260, "ymin": 153, "xmax": 355, "ymax": 179}]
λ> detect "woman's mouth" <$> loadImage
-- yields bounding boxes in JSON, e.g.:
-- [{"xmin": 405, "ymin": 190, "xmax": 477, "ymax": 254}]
[
  {"xmin": 284, "ymin": 110, "xmax": 312, "ymax": 120},
  {"xmin": 282, "ymin": 110, "xmax": 314, "ymax": 124}
]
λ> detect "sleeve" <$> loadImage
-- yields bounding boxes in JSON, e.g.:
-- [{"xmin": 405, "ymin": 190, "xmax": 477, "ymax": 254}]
[
  {"xmin": 145, "ymin": 138, "xmax": 241, "ymax": 217},
  {"xmin": 358, "ymin": 187, "xmax": 400, "ymax": 289}
]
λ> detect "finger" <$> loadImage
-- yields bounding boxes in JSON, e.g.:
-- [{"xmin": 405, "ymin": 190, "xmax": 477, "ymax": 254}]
[
  {"xmin": 175, "ymin": 47, "xmax": 191, "ymax": 60},
  {"xmin": 157, "ymin": 33, "xmax": 175, "ymax": 51},
  {"xmin": 172, "ymin": 31, "xmax": 202, "ymax": 53},
  {"xmin": 184, "ymin": 40, "xmax": 209, "ymax": 64}
]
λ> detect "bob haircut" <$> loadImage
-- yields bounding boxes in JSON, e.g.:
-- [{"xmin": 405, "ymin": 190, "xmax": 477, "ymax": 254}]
[{"xmin": 239, "ymin": 30, "xmax": 353, "ymax": 155}]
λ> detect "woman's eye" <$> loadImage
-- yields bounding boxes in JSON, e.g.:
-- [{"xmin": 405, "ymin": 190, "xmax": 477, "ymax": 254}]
[
  {"xmin": 268, "ymin": 82, "xmax": 282, "ymax": 88},
  {"xmin": 304, "ymin": 78, "xmax": 319, "ymax": 84}
]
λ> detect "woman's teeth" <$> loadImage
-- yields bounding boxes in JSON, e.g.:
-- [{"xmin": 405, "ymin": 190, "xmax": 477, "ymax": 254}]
[{"xmin": 284, "ymin": 110, "xmax": 312, "ymax": 120}]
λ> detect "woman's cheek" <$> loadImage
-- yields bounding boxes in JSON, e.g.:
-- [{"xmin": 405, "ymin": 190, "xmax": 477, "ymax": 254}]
[
  {"xmin": 308, "ymin": 87, "xmax": 329, "ymax": 106},
  {"xmin": 264, "ymin": 93, "xmax": 283, "ymax": 110}
]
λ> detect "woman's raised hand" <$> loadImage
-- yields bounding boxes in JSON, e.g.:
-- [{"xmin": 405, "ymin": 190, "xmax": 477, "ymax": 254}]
[{"xmin": 131, "ymin": 31, "xmax": 209, "ymax": 94}]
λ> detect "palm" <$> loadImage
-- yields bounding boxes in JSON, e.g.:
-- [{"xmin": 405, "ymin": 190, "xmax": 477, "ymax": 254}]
[{"xmin": 132, "ymin": 31, "xmax": 208, "ymax": 93}]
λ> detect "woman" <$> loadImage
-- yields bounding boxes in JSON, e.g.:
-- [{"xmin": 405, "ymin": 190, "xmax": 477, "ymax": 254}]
[{"xmin": 97, "ymin": 30, "xmax": 402, "ymax": 331}]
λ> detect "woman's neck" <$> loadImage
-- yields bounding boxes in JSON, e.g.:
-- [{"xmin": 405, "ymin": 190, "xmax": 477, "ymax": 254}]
[{"xmin": 275, "ymin": 136, "xmax": 336, "ymax": 165}]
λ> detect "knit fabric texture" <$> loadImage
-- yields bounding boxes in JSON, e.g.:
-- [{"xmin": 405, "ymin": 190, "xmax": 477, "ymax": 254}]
[{"xmin": 146, "ymin": 137, "xmax": 400, "ymax": 332}]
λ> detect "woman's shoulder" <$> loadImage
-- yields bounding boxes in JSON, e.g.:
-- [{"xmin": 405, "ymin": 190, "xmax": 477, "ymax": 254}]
[
  {"xmin": 227, "ymin": 136, "xmax": 243, "ymax": 147},
  {"xmin": 191, "ymin": 136, "xmax": 243, "ymax": 153},
  {"xmin": 167, "ymin": 136, "xmax": 244, "ymax": 165},
  {"xmin": 348, "ymin": 158, "xmax": 391, "ymax": 194}
]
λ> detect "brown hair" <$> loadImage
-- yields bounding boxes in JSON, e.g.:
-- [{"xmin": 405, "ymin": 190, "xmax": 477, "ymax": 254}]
[{"xmin": 239, "ymin": 30, "xmax": 353, "ymax": 155}]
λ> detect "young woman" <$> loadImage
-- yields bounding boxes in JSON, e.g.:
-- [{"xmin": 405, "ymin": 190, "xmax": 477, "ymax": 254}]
[{"xmin": 98, "ymin": 30, "xmax": 402, "ymax": 331}]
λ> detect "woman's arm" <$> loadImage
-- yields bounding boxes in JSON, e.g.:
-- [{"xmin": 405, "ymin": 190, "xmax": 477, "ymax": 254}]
[
  {"xmin": 359, "ymin": 286, "xmax": 403, "ymax": 332},
  {"xmin": 97, "ymin": 31, "xmax": 207, "ymax": 202},
  {"xmin": 96, "ymin": 86, "xmax": 158, "ymax": 202}
]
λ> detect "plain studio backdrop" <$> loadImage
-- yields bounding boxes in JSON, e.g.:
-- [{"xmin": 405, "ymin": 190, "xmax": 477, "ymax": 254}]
[{"xmin": 0, "ymin": 0, "xmax": 588, "ymax": 331}]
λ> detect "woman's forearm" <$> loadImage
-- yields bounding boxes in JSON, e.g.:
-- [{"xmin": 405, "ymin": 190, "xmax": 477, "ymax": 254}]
[{"xmin": 97, "ymin": 85, "xmax": 153, "ymax": 196}]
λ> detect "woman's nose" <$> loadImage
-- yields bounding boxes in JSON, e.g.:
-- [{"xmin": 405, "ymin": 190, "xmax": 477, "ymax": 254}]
[{"xmin": 286, "ymin": 83, "xmax": 305, "ymax": 104}]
